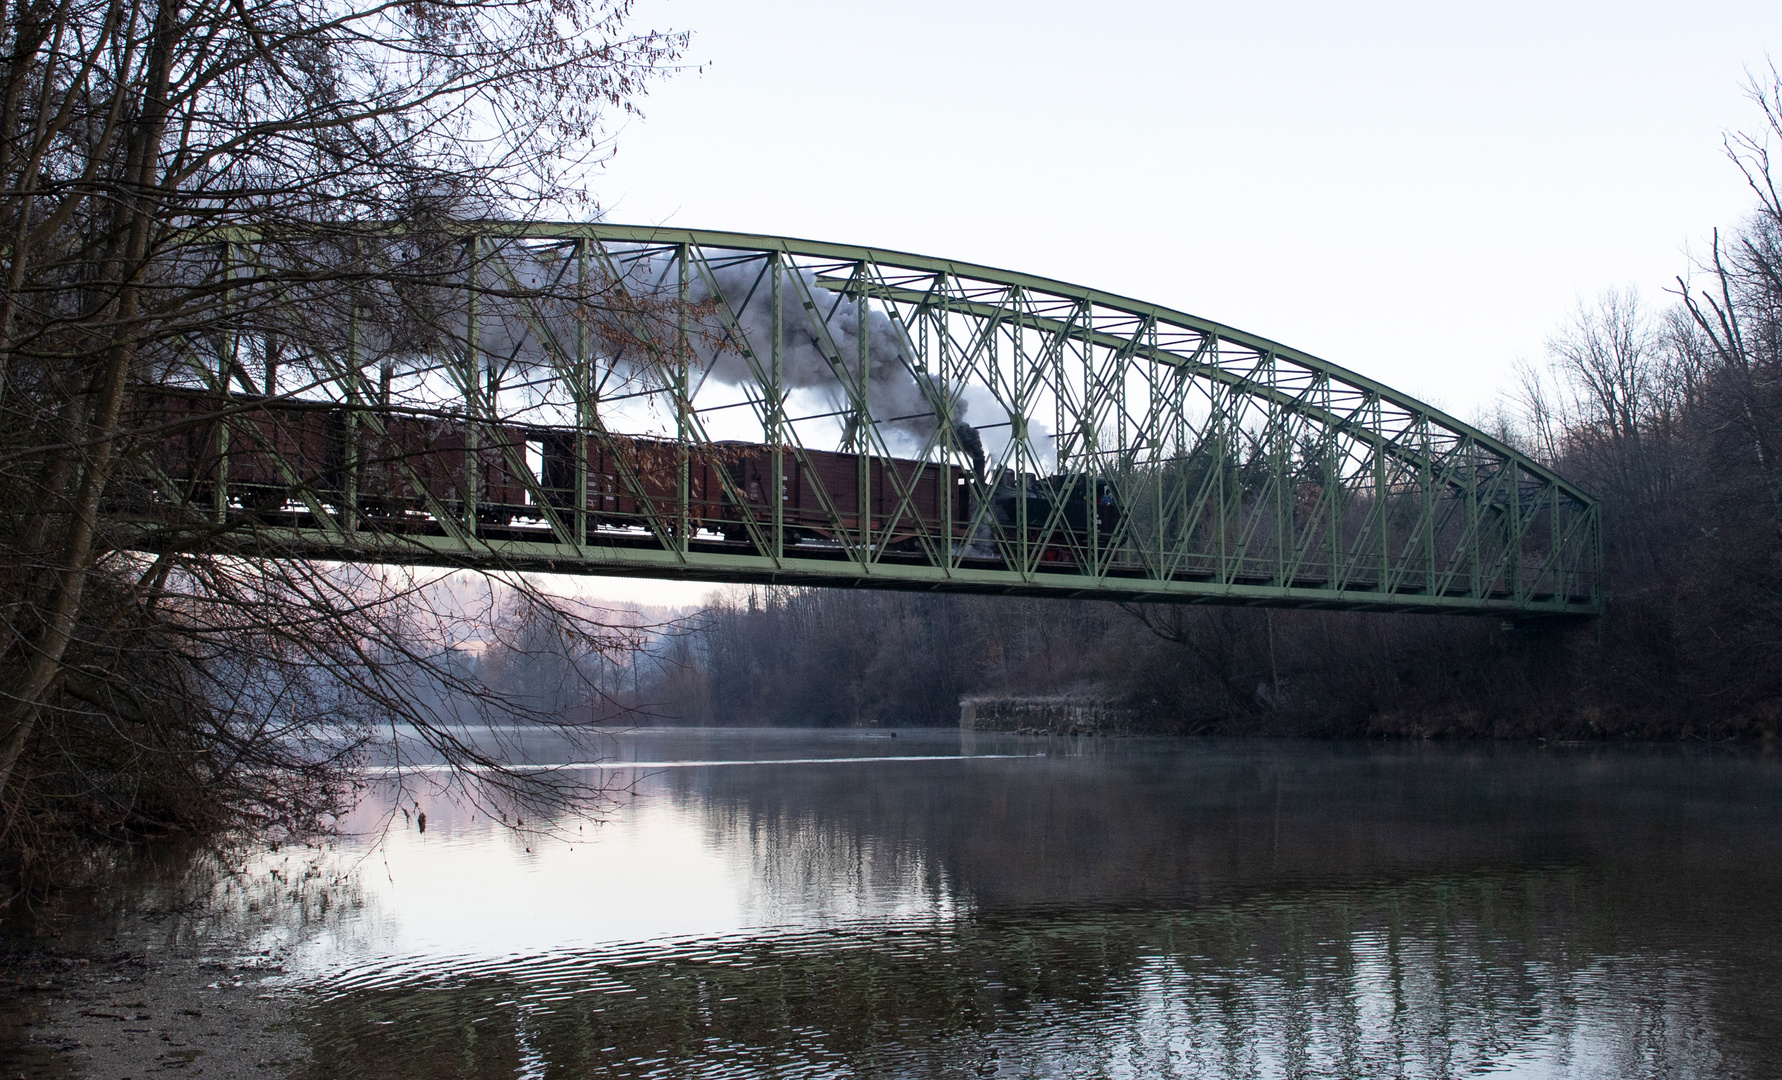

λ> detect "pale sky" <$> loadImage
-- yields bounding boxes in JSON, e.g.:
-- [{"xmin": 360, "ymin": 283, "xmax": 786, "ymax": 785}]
[{"xmin": 560, "ymin": 0, "xmax": 1782, "ymax": 607}]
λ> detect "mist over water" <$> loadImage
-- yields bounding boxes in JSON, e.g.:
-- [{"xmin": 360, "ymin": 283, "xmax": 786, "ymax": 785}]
[{"xmin": 69, "ymin": 731, "xmax": 1782, "ymax": 1077}]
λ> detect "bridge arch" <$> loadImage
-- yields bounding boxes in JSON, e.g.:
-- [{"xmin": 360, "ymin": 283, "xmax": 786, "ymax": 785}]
[{"xmin": 125, "ymin": 225, "xmax": 1600, "ymax": 616}]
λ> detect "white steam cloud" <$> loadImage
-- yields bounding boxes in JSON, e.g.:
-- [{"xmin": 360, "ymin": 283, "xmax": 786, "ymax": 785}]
[
  {"xmin": 262, "ymin": 242, "xmax": 987, "ymax": 474},
  {"xmin": 471, "ymin": 248, "xmax": 985, "ymax": 472}
]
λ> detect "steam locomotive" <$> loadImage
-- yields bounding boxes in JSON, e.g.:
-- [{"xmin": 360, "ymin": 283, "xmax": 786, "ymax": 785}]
[{"xmin": 122, "ymin": 388, "xmax": 1119, "ymax": 565}]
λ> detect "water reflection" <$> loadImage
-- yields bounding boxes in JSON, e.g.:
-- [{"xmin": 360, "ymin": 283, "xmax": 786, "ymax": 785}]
[
  {"xmin": 57, "ymin": 732, "xmax": 1782, "ymax": 1077},
  {"xmin": 297, "ymin": 871, "xmax": 1756, "ymax": 1078}
]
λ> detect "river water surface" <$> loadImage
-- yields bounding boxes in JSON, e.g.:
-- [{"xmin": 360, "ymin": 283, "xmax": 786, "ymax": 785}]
[{"xmin": 43, "ymin": 730, "xmax": 1782, "ymax": 1077}]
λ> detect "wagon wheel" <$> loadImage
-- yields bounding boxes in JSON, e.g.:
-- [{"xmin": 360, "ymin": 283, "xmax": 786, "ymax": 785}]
[
  {"xmin": 241, "ymin": 486, "xmax": 286, "ymax": 512},
  {"xmin": 756, "ymin": 527, "xmax": 801, "ymax": 554}
]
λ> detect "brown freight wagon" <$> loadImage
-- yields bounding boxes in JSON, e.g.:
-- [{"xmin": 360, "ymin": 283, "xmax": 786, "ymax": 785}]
[
  {"xmin": 367, "ymin": 414, "xmax": 533, "ymax": 525},
  {"xmin": 541, "ymin": 434, "xmax": 970, "ymax": 550},
  {"xmin": 730, "ymin": 443, "xmax": 968, "ymax": 549},
  {"xmin": 122, "ymin": 388, "xmax": 347, "ymax": 510},
  {"xmin": 541, "ymin": 433, "xmax": 781, "ymax": 538},
  {"xmin": 119, "ymin": 388, "xmax": 225, "ymax": 508},
  {"xmin": 125, "ymin": 389, "xmax": 535, "ymax": 525}
]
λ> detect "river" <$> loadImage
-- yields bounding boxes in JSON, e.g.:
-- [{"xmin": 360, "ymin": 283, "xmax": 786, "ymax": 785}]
[{"xmin": 12, "ymin": 729, "xmax": 1782, "ymax": 1078}]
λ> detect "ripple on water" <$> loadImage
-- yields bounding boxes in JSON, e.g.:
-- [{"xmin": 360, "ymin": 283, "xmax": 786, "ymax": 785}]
[
  {"xmin": 51, "ymin": 733, "xmax": 1782, "ymax": 1079},
  {"xmin": 289, "ymin": 869, "xmax": 1760, "ymax": 1080}
]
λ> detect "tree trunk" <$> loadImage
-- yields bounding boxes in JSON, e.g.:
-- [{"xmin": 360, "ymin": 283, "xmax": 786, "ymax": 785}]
[{"xmin": 0, "ymin": 0, "xmax": 179, "ymax": 794}]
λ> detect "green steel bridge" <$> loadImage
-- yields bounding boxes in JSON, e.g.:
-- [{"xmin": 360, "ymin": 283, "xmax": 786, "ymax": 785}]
[{"xmin": 121, "ymin": 225, "xmax": 1602, "ymax": 617}]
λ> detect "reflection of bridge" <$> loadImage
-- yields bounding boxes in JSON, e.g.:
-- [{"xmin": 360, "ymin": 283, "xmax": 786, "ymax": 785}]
[{"xmin": 120, "ymin": 225, "xmax": 1599, "ymax": 616}]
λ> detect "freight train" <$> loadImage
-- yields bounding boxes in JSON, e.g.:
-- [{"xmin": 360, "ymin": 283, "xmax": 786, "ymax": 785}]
[{"xmin": 120, "ymin": 389, "xmax": 1119, "ymax": 564}]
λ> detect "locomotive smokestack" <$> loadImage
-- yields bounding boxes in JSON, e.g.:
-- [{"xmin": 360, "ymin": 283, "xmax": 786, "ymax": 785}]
[{"xmin": 954, "ymin": 422, "xmax": 985, "ymax": 481}]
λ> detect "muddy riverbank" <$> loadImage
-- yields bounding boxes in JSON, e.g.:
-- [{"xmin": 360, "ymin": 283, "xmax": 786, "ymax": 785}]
[
  {"xmin": 0, "ymin": 942, "xmax": 307, "ymax": 1078},
  {"xmin": 0, "ymin": 837, "xmax": 349, "ymax": 1079}
]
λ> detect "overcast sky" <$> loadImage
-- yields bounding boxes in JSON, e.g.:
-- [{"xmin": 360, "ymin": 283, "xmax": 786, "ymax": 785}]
[{"xmin": 568, "ymin": 0, "xmax": 1782, "ymax": 606}]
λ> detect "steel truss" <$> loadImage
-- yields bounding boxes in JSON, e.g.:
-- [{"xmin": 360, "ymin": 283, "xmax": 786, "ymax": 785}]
[{"xmin": 121, "ymin": 225, "xmax": 1602, "ymax": 616}]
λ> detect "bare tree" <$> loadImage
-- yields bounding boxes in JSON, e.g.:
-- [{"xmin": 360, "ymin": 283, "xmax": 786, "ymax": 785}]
[
  {"xmin": 0, "ymin": 0, "xmax": 688, "ymax": 858},
  {"xmin": 1508, "ymin": 289, "xmax": 1695, "ymax": 585},
  {"xmin": 1672, "ymin": 64, "xmax": 1782, "ymax": 531}
]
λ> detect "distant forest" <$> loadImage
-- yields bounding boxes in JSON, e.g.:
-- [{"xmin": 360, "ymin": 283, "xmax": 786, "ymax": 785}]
[{"xmin": 575, "ymin": 85, "xmax": 1782, "ymax": 741}]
